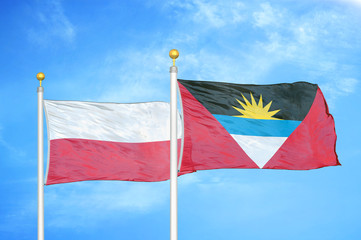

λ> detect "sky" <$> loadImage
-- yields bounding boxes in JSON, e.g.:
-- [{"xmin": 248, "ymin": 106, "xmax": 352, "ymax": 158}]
[{"xmin": 1, "ymin": 0, "xmax": 361, "ymax": 239}]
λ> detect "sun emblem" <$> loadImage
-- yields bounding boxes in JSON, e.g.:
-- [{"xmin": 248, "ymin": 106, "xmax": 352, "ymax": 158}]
[{"xmin": 233, "ymin": 93, "xmax": 281, "ymax": 120}]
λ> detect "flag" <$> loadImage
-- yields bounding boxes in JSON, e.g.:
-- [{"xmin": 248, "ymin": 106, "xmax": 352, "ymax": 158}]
[
  {"xmin": 44, "ymin": 100, "xmax": 185, "ymax": 185},
  {"xmin": 178, "ymin": 79, "xmax": 339, "ymax": 172}
]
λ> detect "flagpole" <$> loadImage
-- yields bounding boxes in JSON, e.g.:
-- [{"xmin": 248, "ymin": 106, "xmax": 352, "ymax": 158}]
[
  {"xmin": 37, "ymin": 72, "xmax": 45, "ymax": 240},
  {"xmin": 169, "ymin": 49, "xmax": 179, "ymax": 240}
]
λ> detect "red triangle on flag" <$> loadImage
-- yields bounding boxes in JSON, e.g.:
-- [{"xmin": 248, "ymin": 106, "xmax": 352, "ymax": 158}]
[
  {"xmin": 263, "ymin": 88, "xmax": 340, "ymax": 170},
  {"xmin": 178, "ymin": 83, "xmax": 260, "ymax": 173}
]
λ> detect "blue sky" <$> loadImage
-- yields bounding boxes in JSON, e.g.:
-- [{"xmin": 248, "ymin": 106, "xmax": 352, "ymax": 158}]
[{"xmin": 1, "ymin": 0, "xmax": 361, "ymax": 239}]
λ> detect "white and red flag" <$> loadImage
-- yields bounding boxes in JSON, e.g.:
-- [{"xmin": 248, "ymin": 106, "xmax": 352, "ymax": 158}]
[{"xmin": 44, "ymin": 100, "xmax": 184, "ymax": 185}]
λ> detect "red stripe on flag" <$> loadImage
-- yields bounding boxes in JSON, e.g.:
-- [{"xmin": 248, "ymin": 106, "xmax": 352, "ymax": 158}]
[
  {"xmin": 263, "ymin": 88, "xmax": 340, "ymax": 169},
  {"xmin": 46, "ymin": 138, "xmax": 189, "ymax": 185},
  {"xmin": 178, "ymin": 82, "xmax": 260, "ymax": 172}
]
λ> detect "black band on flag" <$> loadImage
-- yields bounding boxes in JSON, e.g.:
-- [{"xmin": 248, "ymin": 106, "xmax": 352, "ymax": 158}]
[{"xmin": 178, "ymin": 79, "xmax": 318, "ymax": 121}]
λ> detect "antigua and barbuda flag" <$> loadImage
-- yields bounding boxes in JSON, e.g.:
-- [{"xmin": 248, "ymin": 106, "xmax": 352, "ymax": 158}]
[
  {"xmin": 177, "ymin": 79, "xmax": 340, "ymax": 172},
  {"xmin": 44, "ymin": 100, "xmax": 186, "ymax": 185}
]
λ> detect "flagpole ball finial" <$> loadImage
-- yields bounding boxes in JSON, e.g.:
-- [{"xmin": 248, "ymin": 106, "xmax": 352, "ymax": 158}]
[
  {"xmin": 169, "ymin": 49, "xmax": 179, "ymax": 66},
  {"xmin": 36, "ymin": 72, "xmax": 45, "ymax": 87}
]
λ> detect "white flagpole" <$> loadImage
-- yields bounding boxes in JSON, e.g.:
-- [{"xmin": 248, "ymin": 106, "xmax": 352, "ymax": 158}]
[
  {"xmin": 169, "ymin": 49, "xmax": 179, "ymax": 240},
  {"xmin": 37, "ymin": 72, "xmax": 45, "ymax": 240}
]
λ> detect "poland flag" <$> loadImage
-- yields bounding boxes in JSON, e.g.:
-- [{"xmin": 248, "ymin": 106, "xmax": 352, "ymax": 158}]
[{"xmin": 44, "ymin": 100, "xmax": 183, "ymax": 185}]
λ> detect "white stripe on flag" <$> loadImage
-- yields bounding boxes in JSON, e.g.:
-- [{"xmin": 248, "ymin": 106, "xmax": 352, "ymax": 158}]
[{"xmin": 44, "ymin": 100, "xmax": 182, "ymax": 143}]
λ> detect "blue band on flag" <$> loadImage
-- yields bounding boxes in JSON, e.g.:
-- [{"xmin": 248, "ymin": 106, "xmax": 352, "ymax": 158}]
[{"xmin": 213, "ymin": 114, "xmax": 301, "ymax": 137}]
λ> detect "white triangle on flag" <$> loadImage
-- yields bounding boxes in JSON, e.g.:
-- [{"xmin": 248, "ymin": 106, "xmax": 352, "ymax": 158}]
[{"xmin": 231, "ymin": 134, "xmax": 287, "ymax": 168}]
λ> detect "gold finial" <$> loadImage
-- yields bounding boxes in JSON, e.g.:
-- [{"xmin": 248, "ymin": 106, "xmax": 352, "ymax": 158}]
[
  {"xmin": 169, "ymin": 49, "xmax": 179, "ymax": 66},
  {"xmin": 36, "ymin": 72, "xmax": 45, "ymax": 87}
]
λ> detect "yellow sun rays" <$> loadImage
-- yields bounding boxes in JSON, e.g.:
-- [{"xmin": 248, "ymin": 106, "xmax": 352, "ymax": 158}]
[{"xmin": 233, "ymin": 93, "xmax": 281, "ymax": 120}]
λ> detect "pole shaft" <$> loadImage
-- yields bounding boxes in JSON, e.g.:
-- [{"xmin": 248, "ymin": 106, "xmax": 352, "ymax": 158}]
[
  {"xmin": 170, "ymin": 66, "xmax": 178, "ymax": 240},
  {"xmin": 37, "ymin": 87, "xmax": 44, "ymax": 240}
]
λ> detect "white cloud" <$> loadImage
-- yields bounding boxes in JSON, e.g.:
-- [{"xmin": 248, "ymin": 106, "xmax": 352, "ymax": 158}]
[
  {"xmin": 164, "ymin": 0, "xmax": 246, "ymax": 28},
  {"xmin": 180, "ymin": 50, "xmax": 255, "ymax": 83},
  {"xmin": 332, "ymin": 0, "xmax": 361, "ymax": 7},
  {"xmin": 319, "ymin": 78, "xmax": 359, "ymax": 108},
  {"xmin": 68, "ymin": 1, "xmax": 359, "ymax": 102},
  {"xmin": 253, "ymin": 2, "xmax": 283, "ymax": 28},
  {"xmin": 338, "ymin": 78, "xmax": 358, "ymax": 93},
  {"xmin": 45, "ymin": 181, "xmax": 169, "ymax": 228},
  {"xmin": 242, "ymin": 3, "xmax": 361, "ymax": 86},
  {"xmin": 27, "ymin": 0, "xmax": 75, "ymax": 45},
  {"xmin": 322, "ymin": 77, "xmax": 358, "ymax": 92},
  {"xmin": 166, "ymin": 1, "xmax": 360, "ymax": 91},
  {"xmin": 94, "ymin": 47, "xmax": 171, "ymax": 103},
  {"xmin": 192, "ymin": 0, "xmax": 245, "ymax": 27},
  {"xmin": 44, "ymin": 1, "xmax": 360, "ymax": 108}
]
